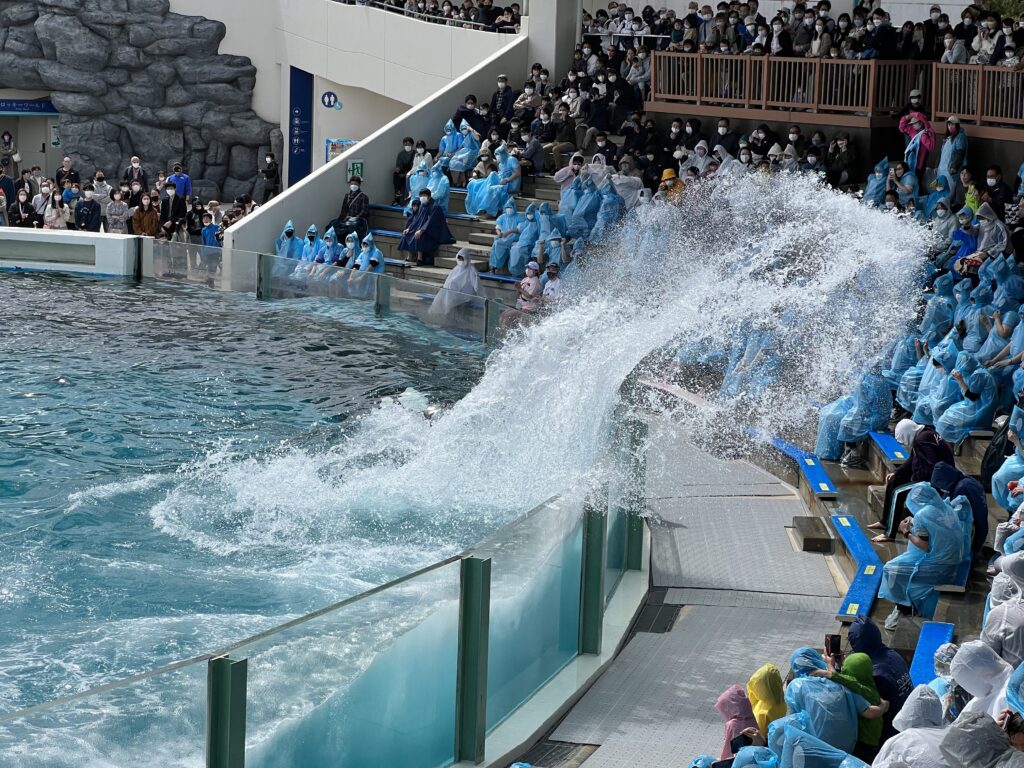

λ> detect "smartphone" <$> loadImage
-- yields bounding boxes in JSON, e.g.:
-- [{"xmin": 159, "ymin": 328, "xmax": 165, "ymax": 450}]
[
  {"xmin": 729, "ymin": 734, "xmax": 752, "ymax": 754},
  {"xmin": 825, "ymin": 634, "xmax": 843, "ymax": 659}
]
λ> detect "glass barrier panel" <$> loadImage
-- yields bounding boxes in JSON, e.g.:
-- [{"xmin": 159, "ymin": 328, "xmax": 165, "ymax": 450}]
[
  {"xmin": 0, "ymin": 661, "xmax": 206, "ymax": 768},
  {"xmin": 233, "ymin": 560, "xmax": 460, "ymax": 768},
  {"xmin": 472, "ymin": 499, "xmax": 584, "ymax": 731},
  {"xmin": 387, "ymin": 275, "xmax": 487, "ymax": 343},
  {"xmin": 267, "ymin": 254, "xmax": 380, "ymax": 303},
  {"xmin": 605, "ymin": 477, "xmax": 628, "ymax": 607},
  {"xmin": 149, "ymin": 239, "xmax": 258, "ymax": 293}
]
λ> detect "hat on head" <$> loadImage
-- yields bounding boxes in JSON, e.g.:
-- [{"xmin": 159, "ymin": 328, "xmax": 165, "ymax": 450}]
[
  {"xmin": 910, "ymin": 89, "xmax": 922, "ymax": 98},
  {"xmin": 947, "ymin": 115, "xmax": 960, "ymax": 124},
  {"xmin": 526, "ymin": 260, "xmax": 540, "ymax": 271},
  {"xmin": 546, "ymin": 262, "xmax": 560, "ymax": 270}
]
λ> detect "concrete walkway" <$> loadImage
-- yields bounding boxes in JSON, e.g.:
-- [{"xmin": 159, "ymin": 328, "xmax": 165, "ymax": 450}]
[{"xmin": 547, "ymin": 414, "xmax": 844, "ymax": 765}]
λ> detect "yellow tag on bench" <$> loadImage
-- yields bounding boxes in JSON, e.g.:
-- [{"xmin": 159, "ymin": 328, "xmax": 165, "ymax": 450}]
[
  {"xmin": 864, "ymin": 565, "xmax": 876, "ymax": 575},
  {"xmin": 804, "ymin": 457, "xmax": 815, "ymax": 466},
  {"xmin": 846, "ymin": 604, "xmax": 859, "ymax": 615},
  {"xmin": 838, "ymin": 517, "xmax": 850, "ymax": 527},
  {"xmin": 819, "ymin": 483, "xmax": 830, "ymax": 491},
  {"xmin": 894, "ymin": 451, "xmax": 905, "ymax": 459}
]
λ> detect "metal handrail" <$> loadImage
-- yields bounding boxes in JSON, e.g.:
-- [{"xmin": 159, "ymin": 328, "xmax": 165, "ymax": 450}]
[{"xmin": 353, "ymin": 0, "xmax": 516, "ymax": 32}]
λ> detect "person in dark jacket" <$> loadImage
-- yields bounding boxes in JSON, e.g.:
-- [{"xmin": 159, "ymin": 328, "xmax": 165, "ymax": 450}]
[
  {"xmin": 847, "ymin": 616, "xmax": 914, "ymax": 742},
  {"xmin": 982, "ymin": 165, "xmax": 1014, "ymax": 221},
  {"xmin": 158, "ymin": 182, "xmax": 187, "ymax": 239},
  {"xmin": 7, "ymin": 188, "xmax": 36, "ymax": 227},
  {"xmin": 873, "ymin": 418, "xmax": 955, "ymax": 541},
  {"xmin": 74, "ymin": 184, "xmax": 102, "ymax": 232},
  {"xmin": 398, "ymin": 187, "xmax": 455, "ymax": 266},
  {"xmin": 931, "ymin": 460, "xmax": 988, "ymax": 559},
  {"xmin": 0, "ymin": 165, "xmax": 14, "ymax": 206},
  {"xmin": 489, "ymin": 74, "xmax": 516, "ymax": 127},
  {"xmin": 260, "ymin": 152, "xmax": 281, "ymax": 203},
  {"xmin": 682, "ymin": 118, "xmax": 706, "ymax": 152},
  {"xmin": 392, "ymin": 137, "xmax": 416, "ymax": 205},
  {"xmin": 328, "ymin": 175, "xmax": 370, "ymax": 243}
]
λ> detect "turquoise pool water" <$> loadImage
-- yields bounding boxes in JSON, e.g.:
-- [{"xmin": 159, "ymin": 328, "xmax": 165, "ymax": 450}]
[{"xmin": 0, "ymin": 273, "xmax": 486, "ymax": 711}]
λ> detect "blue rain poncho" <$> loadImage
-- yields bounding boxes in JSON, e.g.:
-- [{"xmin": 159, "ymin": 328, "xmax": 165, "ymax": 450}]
[
  {"xmin": 732, "ymin": 747, "xmax": 779, "ymax": 768},
  {"xmin": 993, "ymin": 255, "xmax": 1024, "ymax": 313},
  {"xmin": 300, "ymin": 224, "xmax": 323, "ymax": 261},
  {"xmin": 426, "ymin": 162, "xmax": 451, "ymax": 212},
  {"xmin": 816, "ymin": 396, "xmax": 854, "ymax": 461},
  {"xmin": 785, "ymin": 648, "xmax": 868, "ymax": 754},
  {"xmin": 993, "ymin": 407, "xmax": 1024, "ymax": 514},
  {"xmin": 936, "ymin": 353, "xmax": 996, "ymax": 442},
  {"xmin": 914, "ymin": 176, "xmax": 951, "ymax": 220},
  {"xmin": 275, "ymin": 219, "xmax": 303, "ymax": 260},
  {"xmin": 720, "ymin": 327, "xmax": 781, "ymax": 399},
  {"xmin": 937, "ymin": 128, "xmax": 968, "ymax": 189},
  {"xmin": 776, "ymin": 724, "xmax": 869, "ymax": 768},
  {"xmin": 438, "ymin": 119, "xmax": 463, "ymax": 158},
  {"xmin": 895, "ymin": 169, "xmax": 919, "ymax": 207},
  {"xmin": 1006, "ymin": 650, "xmax": 1024, "ymax": 715},
  {"xmin": 533, "ymin": 202, "xmax": 569, "ymax": 260},
  {"xmin": 912, "ymin": 334, "xmax": 962, "ymax": 425},
  {"xmin": 589, "ymin": 180, "xmax": 625, "ymax": 241},
  {"xmin": 963, "ymin": 283, "xmax": 995, "ymax": 353},
  {"xmin": 314, "ymin": 227, "xmax": 342, "ymax": 264},
  {"xmin": 465, "ymin": 152, "xmax": 516, "ymax": 217},
  {"xmin": 348, "ymin": 232, "xmax": 385, "ymax": 299},
  {"xmin": 836, "ymin": 369, "xmax": 893, "ymax": 444},
  {"xmin": 688, "ymin": 757, "xmax": 716, "ymax": 768},
  {"xmin": 862, "ymin": 158, "xmax": 888, "ymax": 207},
  {"xmin": 339, "ymin": 232, "xmax": 359, "ymax": 269},
  {"xmin": 978, "ymin": 311, "xmax": 1019, "ymax": 363},
  {"xmin": 569, "ymin": 175, "xmax": 601, "ymax": 241},
  {"xmin": 919, "ymin": 278, "xmax": 955, "ymax": 344},
  {"xmin": 496, "ymin": 145, "xmax": 521, "ymax": 196},
  {"xmin": 896, "ymin": 356, "xmax": 929, "ymax": 413},
  {"xmin": 508, "ymin": 203, "xmax": 540, "ymax": 277},
  {"xmin": 489, "ymin": 200, "xmax": 524, "ymax": 271},
  {"xmin": 878, "ymin": 482, "xmax": 967, "ymax": 618},
  {"xmin": 559, "ymin": 175, "xmax": 582, "ymax": 217},
  {"xmin": 448, "ymin": 121, "xmax": 479, "ymax": 173},
  {"xmin": 405, "ymin": 161, "xmax": 431, "ymax": 212},
  {"xmin": 884, "ymin": 336, "xmax": 919, "ymax": 388},
  {"xmin": 949, "ymin": 209, "xmax": 979, "ymax": 268},
  {"xmin": 951, "ymin": 278, "xmax": 973, "ymax": 325}
]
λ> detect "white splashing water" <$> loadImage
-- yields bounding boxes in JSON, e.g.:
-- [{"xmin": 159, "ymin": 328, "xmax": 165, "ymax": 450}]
[{"xmin": 4, "ymin": 175, "xmax": 934, "ymax": 766}]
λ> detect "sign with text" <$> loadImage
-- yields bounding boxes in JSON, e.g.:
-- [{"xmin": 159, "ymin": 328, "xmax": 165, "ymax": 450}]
[
  {"xmin": 325, "ymin": 139, "xmax": 356, "ymax": 164},
  {"xmin": 0, "ymin": 98, "xmax": 58, "ymax": 116}
]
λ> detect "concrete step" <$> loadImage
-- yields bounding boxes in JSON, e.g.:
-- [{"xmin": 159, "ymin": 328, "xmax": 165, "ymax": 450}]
[
  {"xmin": 468, "ymin": 231, "xmax": 497, "ymax": 246},
  {"xmin": 867, "ymin": 484, "xmax": 885, "ymax": 520}
]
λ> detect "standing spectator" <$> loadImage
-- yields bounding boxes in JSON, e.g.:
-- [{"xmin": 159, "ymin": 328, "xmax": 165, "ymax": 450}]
[
  {"xmin": 769, "ymin": 17, "xmax": 794, "ymax": 55},
  {"xmin": 940, "ymin": 30, "xmax": 968, "ymax": 62},
  {"xmin": 393, "ymin": 137, "xmax": 416, "ymax": 205},
  {"xmin": 106, "ymin": 189, "xmax": 130, "ymax": 234},
  {"xmin": 860, "ymin": 8, "xmax": 898, "ymax": 59},
  {"xmin": 186, "ymin": 199, "xmax": 206, "ymax": 243},
  {"xmin": 327, "ymin": 175, "xmax": 370, "ymax": 243},
  {"xmin": 123, "ymin": 155, "xmax": 147, "ymax": 191},
  {"xmin": 937, "ymin": 115, "xmax": 967, "ymax": 190},
  {"xmin": 260, "ymin": 152, "xmax": 281, "ymax": 203},
  {"xmin": 32, "ymin": 179, "xmax": 51, "ymax": 218},
  {"xmin": 953, "ymin": 7, "xmax": 978, "ymax": 48},
  {"xmin": 899, "ymin": 111, "xmax": 936, "ymax": 184},
  {"xmin": 167, "ymin": 162, "xmax": 192, "ymax": 202},
  {"xmin": 131, "ymin": 195, "xmax": 160, "ymax": 237},
  {"xmin": 0, "ymin": 130, "xmax": 18, "ymax": 173},
  {"xmin": 7, "ymin": 188, "xmax": 35, "ymax": 227},
  {"xmin": 0, "ymin": 164, "xmax": 14, "ymax": 207},
  {"xmin": 42, "ymin": 190, "xmax": 69, "ymax": 229},
  {"xmin": 62, "ymin": 180, "xmax": 80, "ymax": 230},
  {"xmin": 14, "ymin": 168, "xmax": 35, "ymax": 198},
  {"xmin": 55, "ymin": 156, "xmax": 79, "ymax": 188},
  {"xmin": 158, "ymin": 182, "xmax": 187, "ymax": 239},
  {"xmin": 74, "ymin": 184, "xmax": 102, "ymax": 232}
]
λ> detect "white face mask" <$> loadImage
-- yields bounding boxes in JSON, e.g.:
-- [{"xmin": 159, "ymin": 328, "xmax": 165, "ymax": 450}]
[
  {"xmin": 673, "ymin": 150, "xmax": 684, "ymax": 159},
  {"xmin": 132, "ymin": 162, "xmax": 140, "ymax": 169},
  {"xmin": 718, "ymin": 126, "xmax": 728, "ymax": 135},
  {"xmin": 524, "ymin": 88, "xmax": 534, "ymax": 95},
  {"xmin": 788, "ymin": 133, "xmax": 798, "ymax": 141},
  {"xmin": 416, "ymin": 148, "xmax": 425, "ymax": 154},
  {"xmin": 807, "ymin": 156, "xmax": 817, "ymax": 165},
  {"xmin": 84, "ymin": 190, "xmax": 94, "ymax": 199},
  {"xmin": 597, "ymin": 140, "xmax": 606, "ymax": 147},
  {"xmin": 773, "ymin": 23, "xmax": 782, "ymax": 31},
  {"xmin": 930, "ymin": 12, "xmax": 940, "ymax": 20},
  {"xmin": 988, "ymin": 178, "xmax": 998, "ymax": 187},
  {"xmin": 266, "ymin": 157, "xmax": 273, "ymax": 163},
  {"xmin": 166, "ymin": 189, "xmax": 175, "ymax": 197},
  {"xmin": 885, "ymin": 201, "xmax": 896, "ymax": 209},
  {"xmin": 937, "ymin": 208, "xmax": 949, "ymax": 218},
  {"xmin": 419, "ymin": 195, "xmax": 429, "ymax": 204},
  {"xmin": 41, "ymin": 186, "xmax": 50, "ymax": 194},
  {"xmin": 350, "ymin": 184, "xmax": 360, "ymax": 192},
  {"xmin": 740, "ymin": 154, "xmax": 751, "ymax": 163}
]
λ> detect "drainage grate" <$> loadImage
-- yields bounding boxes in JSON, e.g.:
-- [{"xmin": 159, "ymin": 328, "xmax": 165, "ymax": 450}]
[
  {"xmin": 515, "ymin": 740, "xmax": 598, "ymax": 767},
  {"xmin": 628, "ymin": 588, "xmax": 681, "ymax": 637}
]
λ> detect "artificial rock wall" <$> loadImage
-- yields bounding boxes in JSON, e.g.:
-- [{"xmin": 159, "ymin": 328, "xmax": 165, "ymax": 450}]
[{"xmin": 0, "ymin": 0, "xmax": 281, "ymax": 202}]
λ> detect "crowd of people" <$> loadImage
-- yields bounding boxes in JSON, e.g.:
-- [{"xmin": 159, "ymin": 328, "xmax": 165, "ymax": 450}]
[
  {"xmin": 583, "ymin": 2, "xmax": 1024, "ymax": 64},
  {"xmin": 339, "ymin": 0, "xmax": 522, "ymax": 33},
  {"xmin": 0, "ymin": 151, "xmax": 282, "ymax": 264}
]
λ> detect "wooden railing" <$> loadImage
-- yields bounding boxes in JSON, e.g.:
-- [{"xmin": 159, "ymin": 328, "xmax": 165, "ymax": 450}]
[
  {"xmin": 932, "ymin": 63, "xmax": 1024, "ymax": 128},
  {"xmin": 651, "ymin": 52, "xmax": 931, "ymax": 118}
]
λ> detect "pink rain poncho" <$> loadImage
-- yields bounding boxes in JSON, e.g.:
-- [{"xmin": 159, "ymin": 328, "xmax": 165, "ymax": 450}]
[{"xmin": 715, "ymin": 684, "xmax": 758, "ymax": 759}]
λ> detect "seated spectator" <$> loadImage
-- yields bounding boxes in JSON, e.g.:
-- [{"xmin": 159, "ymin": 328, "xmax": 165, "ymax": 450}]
[
  {"xmin": 426, "ymin": 162, "xmax": 451, "ymax": 211},
  {"xmin": 347, "ymin": 233, "xmax": 386, "ymax": 299},
  {"xmin": 512, "ymin": 81, "xmax": 541, "ymax": 121},
  {"xmin": 398, "ymin": 187, "xmax": 454, "ymax": 266},
  {"xmin": 982, "ymin": 552, "xmax": 1024, "ymax": 668},
  {"xmin": 872, "ymin": 685, "xmax": 947, "ymax": 767},
  {"xmin": 873, "ymin": 419, "xmax": 955, "ymax": 541},
  {"xmin": 847, "ymin": 615, "xmax": 914, "ymax": 740},
  {"xmin": 489, "ymin": 200, "xmax": 524, "ymax": 273},
  {"xmin": 429, "ymin": 248, "xmax": 483, "ymax": 317},
  {"xmin": 935, "ymin": 352, "xmax": 997, "ymax": 442},
  {"xmin": 300, "ymin": 224, "xmax": 323, "ymax": 261},
  {"xmin": 879, "ymin": 482, "xmax": 969, "ymax": 628},
  {"xmin": 983, "ymin": 165, "xmax": 1015, "ymax": 221},
  {"xmin": 714, "ymin": 685, "xmax": 757, "ymax": 761},
  {"xmin": 450, "ymin": 122, "xmax": 481, "ymax": 188},
  {"xmin": 811, "ymin": 652, "xmax": 883, "ymax": 761},
  {"xmin": 931, "ymin": 460, "xmax": 988, "ymax": 559},
  {"xmin": 861, "ymin": 158, "xmax": 889, "ymax": 206},
  {"xmin": 888, "ymin": 160, "xmax": 918, "ymax": 207},
  {"xmin": 745, "ymin": 663, "xmax": 786, "ymax": 738},
  {"xmin": 544, "ymin": 105, "xmax": 577, "ymax": 171},
  {"xmin": 974, "ymin": 202, "xmax": 1011, "ymax": 260},
  {"xmin": 514, "ymin": 128, "xmax": 544, "ymax": 177},
  {"xmin": 275, "ymin": 220, "xmax": 303, "ymax": 260},
  {"xmin": 949, "ymin": 640, "xmax": 1013, "ymax": 720},
  {"xmin": 327, "ymin": 175, "xmax": 370, "ymax": 244},
  {"xmin": 507, "ymin": 203, "xmax": 539, "ymax": 277},
  {"xmin": 816, "ymin": 367, "xmax": 891, "ymax": 466},
  {"xmin": 438, "ymin": 119, "xmax": 463, "ymax": 163},
  {"xmin": 785, "ymin": 647, "xmax": 887, "ymax": 753},
  {"xmin": 465, "ymin": 145, "xmax": 520, "ymax": 217}
]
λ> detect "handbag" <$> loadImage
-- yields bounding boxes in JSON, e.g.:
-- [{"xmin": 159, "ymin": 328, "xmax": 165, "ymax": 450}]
[{"xmin": 12, "ymin": 153, "xmax": 21, "ymax": 163}]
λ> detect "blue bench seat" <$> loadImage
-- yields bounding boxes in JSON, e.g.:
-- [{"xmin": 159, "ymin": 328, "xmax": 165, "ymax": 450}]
[
  {"xmin": 831, "ymin": 514, "xmax": 884, "ymax": 622},
  {"xmin": 910, "ymin": 621, "xmax": 954, "ymax": 686},
  {"xmin": 745, "ymin": 428, "xmax": 838, "ymax": 499},
  {"xmin": 869, "ymin": 432, "xmax": 909, "ymax": 464}
]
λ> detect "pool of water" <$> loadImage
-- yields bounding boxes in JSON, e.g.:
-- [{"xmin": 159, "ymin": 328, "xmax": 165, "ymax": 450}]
[{"xmin": 0, "ymin": 274, "xmax": 486, "ymax": 710}]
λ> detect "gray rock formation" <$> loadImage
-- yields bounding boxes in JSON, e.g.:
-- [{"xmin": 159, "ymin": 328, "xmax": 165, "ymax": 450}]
[{"xmin": 0, "ymin": 0, "xmax": 275, "ymax": 201}]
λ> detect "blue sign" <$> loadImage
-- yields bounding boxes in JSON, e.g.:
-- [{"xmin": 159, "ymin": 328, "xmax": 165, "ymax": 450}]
[
  {"xmin": 289, "ymin": 67, "xmax": 314, "ymax": 186},
  {"xmin": 321, "ymin": 91, "xmax": 338, "ymax": 109},
  {"xmin": 0, "ymin": 98, "xmax": 58, "ymax": 116}
]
